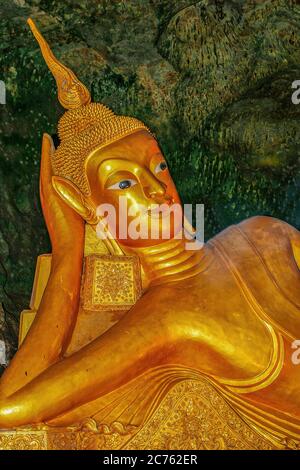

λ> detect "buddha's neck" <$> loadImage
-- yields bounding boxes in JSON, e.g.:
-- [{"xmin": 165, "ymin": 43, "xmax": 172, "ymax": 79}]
[{"xmin": 123, "ymin": 231, "xmax": 205, "ymax": 288}]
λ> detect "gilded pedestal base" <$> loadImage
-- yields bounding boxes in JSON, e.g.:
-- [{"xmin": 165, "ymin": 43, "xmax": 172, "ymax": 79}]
[{"xmin": 0, "ymin": 379, "xmax": 277, "ymax": 450}]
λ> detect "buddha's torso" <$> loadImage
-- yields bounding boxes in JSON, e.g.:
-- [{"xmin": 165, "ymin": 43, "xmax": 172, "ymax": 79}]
[
  {"xmin": 48, "ymin": 216, "xmax": 300, "ymax": 444},
  {"xmin": 129, "ymin": 215, "xmax": 300, "ymax": 378}
]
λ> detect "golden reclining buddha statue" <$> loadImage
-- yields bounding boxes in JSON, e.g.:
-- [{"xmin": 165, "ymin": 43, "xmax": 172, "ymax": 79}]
[{"xmin": 0, "ymin": 18, "xmax": 300, "ymax": 450}]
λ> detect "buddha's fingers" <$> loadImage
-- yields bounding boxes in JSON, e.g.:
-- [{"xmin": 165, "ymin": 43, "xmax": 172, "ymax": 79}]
[
  {"xmin": 0, "ymin": 295, "xmax": 171, "ymax": 428},
  {"xmin": 40, "ymin": 133, "xmax": 85, "ymax": 251}
]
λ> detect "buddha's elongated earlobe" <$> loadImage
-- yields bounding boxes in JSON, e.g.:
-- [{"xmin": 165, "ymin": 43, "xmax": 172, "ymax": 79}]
[
  {"xmin": 27, "ymin": 18, "xmax": 91, "ymax": 110},
  {"xmin": 52, "ymin": 176, "xmax": 98, "ymax": 225}
]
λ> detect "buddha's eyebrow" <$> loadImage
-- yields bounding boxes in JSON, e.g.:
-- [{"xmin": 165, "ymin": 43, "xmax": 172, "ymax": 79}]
[
  {"xmin": 99, "ymin": 157, "xmax": 131, "ymax": 170},
  {"xmin": 144, "ymin": 138, "xmax": 162, "ymax": 157},
  {"xmin": 148, "ymin": 151, "xmax": 163, "ymax": 161}
]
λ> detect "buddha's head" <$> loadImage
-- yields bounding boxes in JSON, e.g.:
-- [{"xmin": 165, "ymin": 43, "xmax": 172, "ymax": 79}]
[{"xmin": 28, "ymin": 19, "xmax": 182, "ymax": 249}]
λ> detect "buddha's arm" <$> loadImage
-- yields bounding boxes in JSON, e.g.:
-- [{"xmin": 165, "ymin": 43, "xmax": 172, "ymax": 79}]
[
  {"xmin": 0, "ymin": 290, "xmax": 174, "ymax": 428},
  {"xmin": 0, "ymin": 135, "xmax": 85, "ymax": 397}
]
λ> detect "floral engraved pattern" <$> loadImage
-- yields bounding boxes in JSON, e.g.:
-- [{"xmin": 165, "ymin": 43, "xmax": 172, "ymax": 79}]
[
  {"xmin": 126, "ymin": 381, "xmax": 275, "ymax": 450},
  {"xmin": 81, "ymin": 254, "xmax": 142, "ymax": 311},
  {"xmin": 0, "ymin": 379, "xmax": 279, "ymax": 450},
  {"xmin": 0, "ymin": 431, "xmax": 46, "ymax": 450}
]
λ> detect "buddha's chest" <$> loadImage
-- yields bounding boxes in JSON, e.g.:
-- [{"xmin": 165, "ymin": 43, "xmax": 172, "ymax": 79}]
[
  {"xmin": 147, "ymin": 259, "xmax": 279, "ymax": 384},
  {"xmin": 148, "ymin": 227, "xmax": 299, "ymax": 385}
]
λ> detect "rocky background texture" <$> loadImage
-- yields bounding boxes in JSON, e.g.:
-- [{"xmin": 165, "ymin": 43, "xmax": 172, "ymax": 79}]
[{"xmin": 0, "ymin": 0, "xmax": 300, "ymax": 367}]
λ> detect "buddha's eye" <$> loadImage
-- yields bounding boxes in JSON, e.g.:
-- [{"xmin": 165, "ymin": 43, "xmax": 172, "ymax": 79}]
[
  {"xmin": 107, "ymin": 179, "xmax": 137, "ymax": 190},
  {"xmin": 155, "ymin": 161, "xmax": 168, "ymax": 174}
]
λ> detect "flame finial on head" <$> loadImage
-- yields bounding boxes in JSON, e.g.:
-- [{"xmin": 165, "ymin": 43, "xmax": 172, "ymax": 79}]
[
  {"xmin": 27, "ymin": 18, "xmax": 91, "ymax": 109},
  {"xmin": 27, "ymin": 17, "xmax": 149, "ymax": 197}
]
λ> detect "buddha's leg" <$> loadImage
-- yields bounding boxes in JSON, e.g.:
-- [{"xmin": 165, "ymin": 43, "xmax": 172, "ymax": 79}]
[{"xmin": 0, "ymin": 290, "xmax": 173, "ymax": 428}]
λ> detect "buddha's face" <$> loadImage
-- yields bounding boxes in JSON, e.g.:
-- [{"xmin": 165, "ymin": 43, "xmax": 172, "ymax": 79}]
[{"xmin": 86, "ymin": 130, "xmax": 182, "ymax": 247}]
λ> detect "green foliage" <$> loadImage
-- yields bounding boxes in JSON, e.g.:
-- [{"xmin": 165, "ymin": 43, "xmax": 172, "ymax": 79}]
[{"xmin": 167, "ymin": 141, "xmax": 300, "ymax": 239}]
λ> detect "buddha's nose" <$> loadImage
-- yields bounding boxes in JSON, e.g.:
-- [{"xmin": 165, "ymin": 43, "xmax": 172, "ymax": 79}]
[
  {"xmin": 141, "ymin": 171, "xmax": 167, "ymax": 200},
  {"xmin": 145, "ymin": 181, "xmax": 167, "ymax": 201},
  {"xmin": 148, "ymin": 183, "xmax": 166, "ymax": 198}
]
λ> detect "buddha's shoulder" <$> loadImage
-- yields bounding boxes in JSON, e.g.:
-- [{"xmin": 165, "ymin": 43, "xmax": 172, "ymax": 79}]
[
  {"xmin": 211, "ymin": 215, "xmax": 300, "ymax": 270},
  {"xmin": 214, "ymin": 215, "xmax": 298, "ymax": 244},
  {"xmin": 208, "ymin": 216, "xmax": 300, "ymax": 340},
  {"xmin": 237, "ymin": 215, "xmax": 299, "ymax": 239}
]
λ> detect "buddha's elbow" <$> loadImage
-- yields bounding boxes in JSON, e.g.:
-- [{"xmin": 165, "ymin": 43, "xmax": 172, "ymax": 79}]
[{"xmin": 0, "ymin": 397, "xmax": 30, "ymax": 429}]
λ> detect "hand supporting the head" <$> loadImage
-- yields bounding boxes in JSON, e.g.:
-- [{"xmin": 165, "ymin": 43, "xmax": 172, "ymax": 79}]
[{"xmin": 40, "ymin": 133, "xmax": 85, "ymax": 253}]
